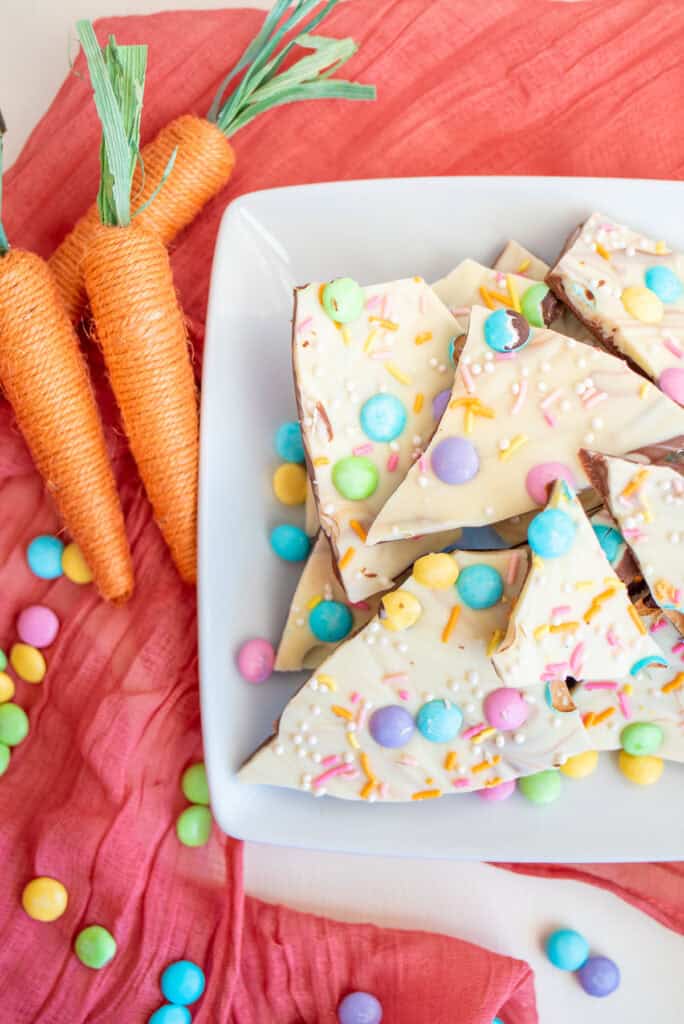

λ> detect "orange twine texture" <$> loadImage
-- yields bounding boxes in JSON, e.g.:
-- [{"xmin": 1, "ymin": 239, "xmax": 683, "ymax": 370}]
[
  {"xmin": 50, "ymin": 115, "xmax": 235, "ymax": 322},
  {"xmin": 0, "ymin": 249, "xmax": 134, "ymax": 601},
  {"xmin": 83, "ymin": 223, "xmax": 199, "ymax": 583}
]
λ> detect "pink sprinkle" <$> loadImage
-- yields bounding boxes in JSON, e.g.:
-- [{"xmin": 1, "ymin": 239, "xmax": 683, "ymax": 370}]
[
  {"xmin": 397, "ymin": 688, "xmax": 410, "ymax": 701},
  {"xmin": 540, "ymin": 388, "xmax": 563, "ymax": 410},
  {"xmin": 452, "ymin": 778, "xmax": 470, "ymax": 788},
  {"xmin": 506, "ymin": 551, "xmax": 520, "ymax": 585},
  {"xmin": 511, "ymin": 378, "xmax": 528, "ymax": 414},
  {"xmin": 297, "ymin": 315, "xmax": 313, "ymax": 334},
  {"xmin": 321, "ymin": 753, "xmax": 341, "ymax": 766},
  {"xmin": 650, "ymin": 617, "xmax": 668, "ymax": 633},
  {"xmin": 461, "ymin": 364, "xmax": 475, "ymax": 394},
  {"xmin": 663, "ymin": 338, "xmax": 684, "ymax": 358},
  {"xmin": 378, "ymin": 781, "xmax": 389, "ymax": 799},
  {"xmin": 542, "ymin": 410, "xmax": 557, "ymax": 428},
  {"xmin": 606, "ymin": 627, "xmax": 621, "ymax": 648},
  {"xmin": 353, "ymin": 443, "xmax": 373, "ymax": 456},
  {"xmin": 356, "ymin": 700, "xmax": 369, "ymax": 729},
  {"xmin": 545, "ymin": 662, "xmax": 569, "ymax": 674},
  {"xmin": 623, "ymin": 528, "xmax": 647, "ymax": 541},
  {"xmin": 387, "ymin": 453, "xmax": 399, "ymax": 472},
  {"xmin": 584, "ymin": 390, "xmax": 608, "ymax": 409},
  {"xmin": 583, "ymin": 681, "xmax": 618, "ymax": 691},
  {"xmin": 551, "ymin": 605, "xmax": 572, "ymax": 620},
  {"xmin": 418, "ymin": 456, "xmax": 427, "ymax": 474},
  {"xmin": 312, "ymin": 763, "xmax": 356, "ymax": 787},
  {"xmin": 398, "ymin": 754, "xmax": 418, "ymax": 766},
  {"xmin": 462, "ymin": 723, "xmax": 485, "ymax": 740},
  {"xmin": 495, "ymin": 271, "xmax": 506, "ymax": 289},
  {"xmin": 617, "ymin": 690, "xmax": 632, "ymax": 719},
  {"xmin": 495, "ymin": 351, "xmax": 517, "ymax": 361},
  {"xmin": 675, "ymin": 588, "xmax": 683, "ymax": 605},
  {"xmin": 381, "ymin": 295, "xmax": 388, "ymax": 317},
  {"xmin": 384, "ymin": 672, "xmax": 409, "ymax": 685},
  {"xmin": 349, "ymin": 691, "xmax": 360, "ymax": 704},
  {"xmin": 569, "ymin": 642, "xmax": 584, "ymax": 676},
  {"xmin": 351, "ymin": 600, "xmax": 371, "ymax": 611},
  {"xmin": 365, "ymin": 294, "xmax": 381, "ymax": 310},
  {"xmin": 450, "ymin": 306, "xmax": 470, "ymax": 316},
  {"xmin": 672, "ymin": 639, "xmax": 684, "ymax": 654}
]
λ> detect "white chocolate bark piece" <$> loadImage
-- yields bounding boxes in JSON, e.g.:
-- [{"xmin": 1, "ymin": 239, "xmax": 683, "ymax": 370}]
[
  {"xmin": 573, "ymin": 610, "xmax": 684, "ymax": 762},
  {"xmin": 433, "ymin": 258, "xmax": 560, "ymax": 327},
  {"xmin": 548, "ymin": 212, "xmax": 684, "ymax": 388},
  {"xmin": 294, "ymin": 278, "xmax": 462, "ymax": 602},
  {"xmin": 304, "ymin": 479, "xmax": 319, "ymax": 536},
  {"xmin": 240, "ymin": 550, "xmax": 588, "ymax": 802},
  {"xmin": 275, "ymin": 532, "xmax": 382, "ymax": 671},
  {"xmin": 365, "ymin": 305, "xmax": 684, "ymax": 544},
  {"xmin": 492, "ymin": 480, "xmax": 664, "ymax": 687}
]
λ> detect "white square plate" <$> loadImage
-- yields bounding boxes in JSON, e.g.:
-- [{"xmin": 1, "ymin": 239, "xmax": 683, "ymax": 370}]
[{"xmin": 199, "ymin": 177, "xmax": 684, "ymax": 862}]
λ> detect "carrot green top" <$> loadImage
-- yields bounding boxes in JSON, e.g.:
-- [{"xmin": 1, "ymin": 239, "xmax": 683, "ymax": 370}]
[
  {"xmin": 206, "ymin": 0, "xmax": 376, "ymax": 136},
  {"xmin": 0, "ymin": 110, "xmax": 8, "ymax": 254}
]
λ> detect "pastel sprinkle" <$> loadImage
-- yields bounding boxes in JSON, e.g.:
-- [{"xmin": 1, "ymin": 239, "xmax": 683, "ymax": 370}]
[{"xmin": 387, "ymin": 453, "xmax": 399, "ymax": 472}]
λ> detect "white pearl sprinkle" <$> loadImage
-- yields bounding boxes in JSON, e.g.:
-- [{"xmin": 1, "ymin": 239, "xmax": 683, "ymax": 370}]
[
  {"xmin": 297, "ymin": 748, "xmax": 308, "ymax": 759},
  {"xmin": 293, "ymin": 734, "xmax": 303, "ymax": 746},
  {"xmin": 521, "ymin": 367, "xmax": 530, "ymax": 378},
  {"xmin": 344, "ymin": 752, "xmax": 354, "ymax": 764},
  {"xmin": 323, "ymin": 503, "xmax": 335, "ymax": 515},
  {"xmin": 512, "ymin": 382, "xmax": 520, "ymax": 395},
  {"xmin": 513, "ymin": 732, "xmax": 526, "ymax": 745},
  {"xmin": 389, "ymin": 440, "xmax": 400, "ymax": 452},
  {"xmin": 439, "ymin": 364, "xmax": 449, "ymax": 374},
  {"xmin": 274, "ymin": 744, "xmax": 285, "ymax": 756},
  {"xmin": 669, "ymin": 532, "xmax": 680, "ymax": 544},
  {"xmin": 537, "ymin": 381, "xmax": 548, "ymax": 393},
  {"xmin": 584, "ymin": 433, "xmax": 595, "ymax": 445},
  {"xmin": 484, "ymin": 505, "xmax": 495, "ymax": 517},
  {"xmin": 578, "ymin": 357, "xmax": 587, "ymax": 369},
  {"xmin": 450, "ymin": 680, "xmax": 460, "ymax": 693},
  {"xmin": 541, "ymin": 362, "xmax": 552, "ymax": 373},
  {"xmin": 591, "ymin": 417, "xmax": 603, "ymax": 430},
  {"xmin": 309, "ymin": 679, "xmax": 319, "ymax": 691},
  {"xmin": 465, "ymin": 702, "xmax": 476, "ymax": 713},
  {"xmin": 429, "ymin": 356, "xmax": 438, "ymax": 368},
  {"xmin": 466, "ymin": 670, "xmax": 479, "ymax": 685},
  {"xmin": 312, "ymin": 752, "xmax": 322, "ymax": 763},
  {"xmin": 418, "ymin": 476, "xmax": 428, "ymax": 488},
  {"xmin": 499, "ymin": 438, "xmax": 511, "ymax": 451},
  {"xmin": 471, "ymin": 363, "xmax": 482, "ymax": 375},
  {"xmin": 308, "ymin": 735, "xmax": 318, "ymax": 746},
  {"xmin": 495, "ymin": 735, "xmax": 505, "ymax": 748},
  {"xmin": 561, "ymin": 399, "xmax": 571, "ymax": 412},
  {"xmin": 295, "ymin": 617, "xmax": 305, "ymax": 627}
]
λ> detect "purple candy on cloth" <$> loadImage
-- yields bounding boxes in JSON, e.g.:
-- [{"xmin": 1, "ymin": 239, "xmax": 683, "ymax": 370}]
[
  {"xmin": 16, "ymin": 606, "xmax": 59, "ymax": 649},
  {"xmin": 338, "ymin": 991, "xmax": 383, "ymax": 1024},
  {"xmin": 577, "ymin": 956, "xmax": 620, "ymax": 997},
  {"xmin": 432, "ymin": 388, "xmax": 451, "ymax": 422},
  {"xmin": 369, "ymin": 705, "xmax": 415, "ymax": 748},
  {"xmin": 431, "ymin": 437, "xmax": 479, "ymax": 484}
]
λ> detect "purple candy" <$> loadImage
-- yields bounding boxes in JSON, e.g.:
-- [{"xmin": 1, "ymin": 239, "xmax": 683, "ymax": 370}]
[
  {"xmin": 369, "ymin": 705, "xmax": 414, "ymax": 748},
  {"xmin": 432, "ymin": 388, "xmax": 451, "ymax": 422},
  {"xmin": 476, "ymin": 778, "xmax": 516, "ymax": 802},
  {"xmin": 431, "ymin": 437, "xmax": 479, "ymax": 485},
  {"xmin": 577, "ymin": 956, "xmax": 620, "ymax": 997},
  {"xmin": 338, "ymin": 991, "xmax": 383, "ymax": 1024},
  {"xmin": 16, "ymin": 605, "xmax": 59, "ymax": 649}
]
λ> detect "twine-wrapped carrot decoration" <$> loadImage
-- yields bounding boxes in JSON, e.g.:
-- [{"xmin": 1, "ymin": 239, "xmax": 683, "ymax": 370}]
[
  {"xmin": 0, "ymin": 113, "xmax": 133, "ymax": 602},
  {"xmin": 51, "ymin": 0, "xmax": 376, "ymax": 321},
  {"xmin": 77, "ymin": 22, "xmax": 198, "ymax": 583}
]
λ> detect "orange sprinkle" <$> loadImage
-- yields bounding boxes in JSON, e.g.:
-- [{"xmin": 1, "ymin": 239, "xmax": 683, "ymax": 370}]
[
  {"xmin": 413, "ymin": 393, "xmax": 424, "ymax": 414},
  {"xmin": 349, "ymin": 519, "xmax": 367, "ymax": 542},
  {"xmin": 318, "ymin": 283, "xmax": 326, "ymax": 308},
  {"xmin": 662, "ymin": 672, "xmax": 684, "ymax": 694},
  {"xmin": 583, "ymin": 711, "xmax": 596, "ymax": 728},
  {"xmin": 574, "ymin": 580, "xmax": 593, "ymax": 590},
  {"xmin": 550, "ymin": 621, "xmax": 580, "ymax": 633},
  {"xmin": 363, "ymin": 329, "xmax": 377, "ymax": 353},
  {"xmin": 307, "ymin": 595, "xmax": 323, "ymax": 610},
  {"xmin": 339, "ymin": 325, "xmax": 351, "ymax": 345},
  {"xmin": 347, "ymin": 731, "xmax": 360, "ymax": 749},
  {"xmin": 506, "ymin": 275, "xmax": 521, "ymax": 312},
  {"xmin": 444, "ymin": 751, "xmax": 458, "ymax": 771},
  {"xmin": 485, "ymin": 776, "xmax": 504, "ymax": 787},
  {"xmin": 499, "ymin": 433, "xmax": 529, "ymax": 461},
  {"xmin": 595, "ymin": 242, "xmax": 611, "ymax": 261},
  {"xmin": 472, "ymin": 755, "xmax": 502, "ymax": 774},
  {"xmin": 590, "ymin": 707, "xmax": 615, "ymax": 727},
  {"xmin": 360, "ymin": 753, "xmax": 375, "ymax": 781},
  {"xmin": 313, "ymin": 456, "xmax": 329, "ymax": 467},
  {"xmin": 369, "ymin": 316, "xmax": 399, "ymax": 331},
  {"xmin": 414, "ymin": 331, "xmax": 433, "ymax": 345},
  {"xmin": 534, "ymin": 624, "xmax": 550, "ymax": 640},
  {"xmin": 479, "ymin": 286, "xmax": 498, "ymax": 310},
  {"xmin": 516, "ymin": 258, "xmax": 531, "ymax": 274},
  {"xmin": 628, "ymin": 603, "xmax": 647, "ymax": 635},
  {"xmin": 639, "ymin": 381, "xmax": 649, "ymax": 400},
  {"xmin": 471, "ymin": 726, "xmax": 497, "ymax": 744},
  {"xmin": 621, "ymin": 468, "xmax": 648, "ymax": 499},
  {"xmin": 385, "ymin": 362, "xmax": 411, "ymax": 385},
  {"xmin": 331, "ymin": 705, "xmax": 353, "ymax": 720},
  {"xmin": 464, "ymin": 409, "xmax": 474, "ymax": 435},
  {"xmin": 441, "ymin": 605, "xmax": 461, "ymax": 643},
  {"xmin": 487, "ymin": 629, "xmax": 503, "ymax": 657},
  {"xmin": 338, "ymin": 547, "xmax": 355, "ymax": 570},
  {"xmin": 411, "ymin": 789, "xmax": 442, "ymax": 801},
  {"xmin": 360, "ymin": 780, "xmax": 375, "ymax": 800},
  {"xmin": 584, "ymin": 586, "xmax": 618, "ymax": 623},
  {"xmin": 316, "ymin": 674, "xmax": 336, "ymax": 691}
]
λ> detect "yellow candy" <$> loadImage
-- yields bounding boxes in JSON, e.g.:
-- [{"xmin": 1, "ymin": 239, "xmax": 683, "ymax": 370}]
[
  {"xmin": 621, "ymin": 285, "xmax": 663, "ymax": 324},
  {"xmin": 10, "ymin": 643, "xmax": 46, "ymax": 684},
  {"xmin": 618, "ymin": 750, "xmax": 664, "ymax": 786},
  {"xmin": 0, "ymin": 672, "xmax": 15, "ymax": 703},
  {"xmin": 273, "ymin": 463, "xmax": 307, "ymax": 506},
  {"xmin": 381, "ymin": 590, "xmax": 422, "ymax": 631},
  {"xmin": 560, "ymin": 749, "xmax": 599, "ymax": 779},
  {"xmin": 22, "ymin": 877, "xmax": 68, "ymax": 921},
  {"xmin": 413, "ymin": 553, "xmax": 459, "ymax": 590},
  {"xmin": 62, "ymin": 542, "xmax": 93, "ymax": 584}
]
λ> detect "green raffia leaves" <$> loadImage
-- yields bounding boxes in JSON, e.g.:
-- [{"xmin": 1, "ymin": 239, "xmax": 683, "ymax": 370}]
[
  {"xmin": 208, "ymin": 0, "xmax": 376, "ymax": 137},
  {"xmin": 0, "ymin": 112, "xmax": 9, "ymax": 254},
  {"xmin": 77, "ymin": 20, "xmax": 147, "ymax": 227}
]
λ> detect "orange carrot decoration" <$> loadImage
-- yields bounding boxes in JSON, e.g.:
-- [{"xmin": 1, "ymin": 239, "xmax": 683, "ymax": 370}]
[
  {"xmin": 50, "ymin": 1, "xmax": 376, "ymax": 321},
  {"xmin": 0, "ymin": 112, "xmax": 133, "ymax": 602},
  {"xmin": 78, "ymin": 22, "xmax": 198, "ymax": 582}
]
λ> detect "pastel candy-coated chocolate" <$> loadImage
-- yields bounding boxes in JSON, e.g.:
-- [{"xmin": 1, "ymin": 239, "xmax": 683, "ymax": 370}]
[
  {"xmin": 518, "ymin": 769, "xmax": 562, "ymax": 804},
  {"xmin": 483, "ymin": 307, "xmax": 530, "ymax": 352},
  {"xmin": 62, "ymin": 542, "xmax": 93, "ymax": 584},
  {"xmin": 659, "ymin": 366, "xmax": 684, "ymax": 405},
  {"xmin": 618, "ymin": 750, "xmax": 663, "ymax": 785},
  {"xmin": 644, "ymin": 265, "xmax": 683, "ymax": 303},
  {"xmin": 520, "ymin": 282, "xmax": 551, "ymax": 328},
  {"xmin": 621, "ymin": 284, "xmax": 663, "ymax": 323},
  {"xmin": 74, "ymin": 925, "xmax": 117, "ymax": 969},
  {"xmin": 0, "ymin": 703, "xmax": 29, "ymax": 746},
  {"xmin": 22, "ymin": 876, "xmax": 68, "ymax": 922},
  {"xmin": 10, "ymin": 643, "xmax": 46, "ymax": 684},
  {"xmin": 476, "ymin": 779, "xmax": 516, "ymax": 802},
  {"xmin": 412, "ymin": 552, "xmax": 459, "ymax": 589},
  {"xmin": 0, "ymin": 742, "xmax": 9, "ymax": 775},
  {"xmin": 17, "ymin": 605, "xmax": 59, "ymax": 649},
  {"xmin": 181, "ymin": 763, "xmax": 209, "ymax": 805},
  {"xmin": 322, "ymin": 278, "xmax": 365, "ymax": 324},
  {"xmin": 27, "ymin": 535, "xmax": 64, "ymax": 580},
  {"xmin": 332, "ymin": 456, "xmax": 379, "ymax": 501},
  {"xmin": 525, "ymin": 462, "xmax": 576, "ymax": 506},
  {"xmin": 380, "ymin": 590, "xmax": 421, "ymax": 631},
  {"xmin": 0, "ymin": 672, "xmax": 15, "ymax": 703},
  {"xmin": 592, "ymin": 523, "xmax": 623, "ymax": 564},
  {"xmin": 577, "ymin": 955, "xmax": 620, "ymax": 997},
  {"xmin": 369, "ymin": 705, "xmax": 415, "ymax": 748},
  {"xmin": 431, "ymin": 436, "xmax": 479, "ymax": 484},
  {"xmin": 237, "ymin": 638, "xmax": 275, "ymax": 684},
  {"xmin": 0, "ymin": 649, "xmax": 6, "ymax": 671},
  {"xmin": 546, "ymin": 928, "xmax": 589, "ymax": 971},
  {"xmin": 149, "ymin": 1007, "xmax": 192, "ymax": 1024},
  {"xmin": 416, "ymin": 699, "xmax": 462, "ymax": 743},
  {"xmin": 432, "ymin": 388, "xmax": 451, "ymax": 422},
  {"xmin": 620, "ymin": 721, "xmax": 663, "ymax": 757},
  {"xmin": 560, "ymin": 750, "xmax": 599, "ymax": 779},
  {"xmin": 272, "ymin": 463, "xmax": 307, "ymax": 506},
  {"xmin": 360, "ymin": 393, "xmax": 407, "ymax": 442},
  {"xmin": 483, "ymin": 688, "xmax": 529, "ymax": 731},
  {"xmin": 176, "ymin": 805, "xmax": 212, "ymax": 846},
  {"xmin": 275, "ymin": 421, "xmax": 305, "ymax": 464},
  {"xmin": 527, "ymin": 508, "xmax": 576, "ymax": 558},
  {"xmin": 161, "ymin": 960, "xmax": 206, "ymax": 1006},
  {"xmin": 337, "ymin": 991, "xmax": 383, "ymax": 1024},
  {"xmin": 456, "ymin": 563, "xmax": 503, "ymax": 609},
  {"xmin": 270, "ymin": 524, "xmax": 310, "ymax": 562},
  {"xmin": 309, "ymin": 600, "xmax": 353, "ymax": 643}
]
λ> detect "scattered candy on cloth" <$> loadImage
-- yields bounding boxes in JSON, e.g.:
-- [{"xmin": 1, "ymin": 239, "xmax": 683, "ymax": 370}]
[{"xmin": 2, "ymin": 0, "xmax": 684, "ymax": 1020}]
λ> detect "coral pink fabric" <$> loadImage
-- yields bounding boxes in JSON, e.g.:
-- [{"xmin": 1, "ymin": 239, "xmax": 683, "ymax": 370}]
[{"xmin": 1, "ymin": 1, "xmax": 683, "ymax": 1020}]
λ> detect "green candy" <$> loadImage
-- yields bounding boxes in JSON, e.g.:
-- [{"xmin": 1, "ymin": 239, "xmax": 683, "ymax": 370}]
[
  {"xmin": 321, "ymin": 277, "xmax": 364, "ymax": 323},
  {"xmin": 0, "ymin": 742, "xmax": 10, "ymax": 776},
  {"xmin": 518, "ymin": 769, "xmax": 562, "ymax": 805},
  {"xmin": 74, "ymin": 925, "xmax": 117, "ymax": 969},
  {"xmin": 0, "ymin": 649, "xmax": 6, "ymax": 672},
  {"xmin": 521, "ymin": 283, "xmax": 551, "ymax": 328},
  {"xmin": 0, "ymin": 703, "xmax": 29, "ymax": 747},
  {"xmin": 332, "ymin": 456, "xmax": 379, "ymax": 501},
  {"xmin": 181, "ymin": 763, "xmax": 210, "ymax": 806},
  {"xmin": 176, "ymin": 805, "xmax": 212, "ymax": 847},
  {"xmin": 621, "ymin": 721, "xmax": 663, "ymax": 757}
]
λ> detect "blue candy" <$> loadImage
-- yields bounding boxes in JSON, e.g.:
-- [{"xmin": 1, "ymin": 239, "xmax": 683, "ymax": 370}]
[
  {"xmin": 545, "ymin": 928, "xmax": 590, "ymax": 971},
  {"xmin": 275, "ymin": 421, "xmax": 305, "ymax": 463},
  {"xmin": 416, "ymin": 699, "xmax": 463, "ymax": 743},
  {"xmin": 644, "ymin": 265, "xmax": 683, "ymax": 304},
  {"xmin": 448, "ymin": 335, "xmax": 458, "ymax": 365},
  {"xmin": 456, "ymin": 564, "xmax": 503, "ymax": 609},
  {"xmin": 148, "ymin": 1006, "xmax": 192, "ymax": 1024},
  {"xmin": 160, "ymin": 960, "xmax": 206, "ymax": 1007},
  {"xmin": 309, "ymin": 601, "xmax": 353, "ymax": 643},
  {"xmin": 528, "ymin": 508, "xmax": 576, "ymax": 559},
  {"xmin": 270, "ymin": 524, "xmax": 311, "ymax": 562},
  {"xmin": 630, "ymin": 654, "xmax": 668, "ymax": 676},
  {"xmin": 493, "ymin": 1019, "xmax": 505, "ymax": 1024},
  {"xmin": 592, "ymin": 523, "xmax": 623, "ymax": 565},
  {"xmin": 483, "ymin": 308, "xmax": 530, "ymax": 353},
  {"xmin": 27, "ymin": 535, "xmax": 65, "ymax": 580},
  {"xmin": 360, "ymin": 393, "xmax": 407, "ymax": 442}
]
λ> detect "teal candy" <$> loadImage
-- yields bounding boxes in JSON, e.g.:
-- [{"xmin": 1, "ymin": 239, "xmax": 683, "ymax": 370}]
[
  {"xmin": 630, "ymin": 654, "xmax": 668, "ymax": 676},
  {"xmin": 332, "ymin": 456, "xmax": 379, "ymax": 500},
  {"xmin": 518, "ymin": 769, "xmax": 562, "ymax": 805},
  {"xmin": 27, "ymin": 535, "xmax": 64, "ymax": 580},
  {"xmin": 149, "ymin": 1007, "xmax": 192, "ymax": 1024},
  {"xmin": 621, "ymin": 721, "xmax": 664, "ymax": 756},
  {"xmin": 275, "ymin": 421, "xmax": 305, "ymax": 463},
  {"xmin": 416, "ymin": 699, "xmax": 463, "ymax": 743},
  {"xmin": 528, "ymin": 508, "xmax": 576, "ymax": 558},
  {"xmin": 483, "ymin": 308, "xmax": 516, "ymax": 352},
  {"xmin": 546, "ymin": 928, "xmax": 590, "ymax": 971},
  {"xmin": 270, "ymin": 524, "xmax": 311, "ymax": 562},
  {"xmin": 309, "ymin": 601, "xmax": 353, "ymax": 643},
  {"xmin": 520, "ymin": 282, "xmax": 550, "ymax": 328},
  {"xmin": 456, "ymin": 564, "xmax": 503, "ymax": 609},
  {"xmin": 493, "ymin": 1019, "xmax": 505, "ymax": 1024},
  {"xmin": 644, "ymin": 265, "xmax": 683, "ymax": 304},
  {"xmin": 161, "ymin": 960, "xmax": 206, "ymax": 1006},
  {"xmin": 321, "ymin": 278, "xmax": 365, "ymax": 323},
  {"xmin": 544, "ymin": 682, "xmax": 560, "ymax": 713},
  {"xmin": 360, "ymin": 393, "xmax": 407, "ymax": 442},
  {"xmin": 592, "ymin": 523, "xmax": 623, "ymax": 564},
  {"xmin": 448, "ymin": 335, "xmax": 457, "ymax": 365}
]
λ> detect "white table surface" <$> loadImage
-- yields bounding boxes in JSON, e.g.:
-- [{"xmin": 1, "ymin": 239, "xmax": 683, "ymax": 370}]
[{"xmin": 4, "ymin": 3, "xmax": 682, "ymax": 1020}]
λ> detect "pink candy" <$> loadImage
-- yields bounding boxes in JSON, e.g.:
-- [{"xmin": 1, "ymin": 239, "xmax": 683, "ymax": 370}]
[
  {"xmin": 525, "ymin": 462, "xmax": 576, "ymax": 506},
  {"xmin": 476, "ymin": 779, "xmax": 516, "ymax": 802},
  {"xmin": 16, "ymin": 605, "xmax": 59, "ymax": 649},
  {"xmin": 483, "ymin": 687, "xmax": 529, "ymax": 731},
  {"xmin": 659, "ymin": 367, "xmax": 684, "ymax": 405},
  {"xmin": 237, "ymin": 638, "xmax": 275, "ymax": 684}
]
